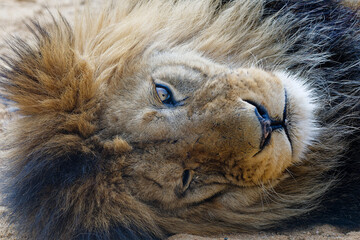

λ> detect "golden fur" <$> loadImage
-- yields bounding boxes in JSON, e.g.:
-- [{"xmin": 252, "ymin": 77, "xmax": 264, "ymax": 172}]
[
  {"xmin": 342, "ymin": 0, "xmax": 360, "ymax": 9},
  {"xmin": 0, "ymin": 0, "xmax": 359, "ymax": 239}
]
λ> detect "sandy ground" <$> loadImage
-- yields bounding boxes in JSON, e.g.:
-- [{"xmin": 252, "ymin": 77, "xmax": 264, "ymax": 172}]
[{"xmin": 0, "ymin": 0, "xmax": 359, "ymax": 239}]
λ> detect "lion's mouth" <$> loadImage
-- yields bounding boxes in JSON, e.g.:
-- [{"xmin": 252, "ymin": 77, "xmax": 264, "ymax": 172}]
[
  {"xmin": 281, "ymin": 91, "xmax": 292, "ymax": 149},
  {"xmin": 247, "ymin": 90, "xmax": 291, "ymax": 152}
]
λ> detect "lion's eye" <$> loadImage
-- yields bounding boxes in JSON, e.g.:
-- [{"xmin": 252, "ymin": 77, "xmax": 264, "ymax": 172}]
[
  {"xmin": 155, "ymin": 84, "xmax": 175, "ymax": 106},
  {"xmin": 156, "ymin": 86, "xmax": 171, "ymax": 102}
]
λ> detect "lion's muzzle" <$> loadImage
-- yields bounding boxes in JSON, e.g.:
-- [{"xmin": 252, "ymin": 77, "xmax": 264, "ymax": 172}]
[{"xmin": 184, "ymin": 68, "xmax": 291, "ymax": 185}]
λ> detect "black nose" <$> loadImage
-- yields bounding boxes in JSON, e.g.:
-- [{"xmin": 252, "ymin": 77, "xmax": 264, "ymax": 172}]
[
  {"xmin": 259, "ymin": 117, "xmax": 272, "ymax": 146},
  {"xmin": 253, "ymin": 104, "xmax": 272, "ymax": 149},
  {"xmin": 245, "ymin": 101, "xmax": 283, "ymax": 149}
]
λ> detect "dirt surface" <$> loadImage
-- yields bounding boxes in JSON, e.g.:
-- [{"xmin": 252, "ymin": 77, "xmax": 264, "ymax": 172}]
[{"xmin": 0, "ymin": 0, "xmax": 359, "ymax": 239}]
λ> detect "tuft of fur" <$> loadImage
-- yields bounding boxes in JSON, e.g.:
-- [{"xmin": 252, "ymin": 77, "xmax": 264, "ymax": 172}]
[
  {"xmin": 342, "ymin": 0, "xmax": 360, "ymax": 10},
  {"xmin": 0, "ymin": 0, "xmax": 360, "ymax": 239}
]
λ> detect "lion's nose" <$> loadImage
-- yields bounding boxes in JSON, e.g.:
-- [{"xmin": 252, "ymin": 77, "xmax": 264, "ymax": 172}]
[
  {"xmin": 258, "ymin": 116, "xmax": 272, "ymax": 149},
  {"xmin": 245, "ymin": 101, "xmax": 278, "ymax": 149},
  {"xmin": 254, "ymin": 104, "xmax": 272, "ymax": 149}
]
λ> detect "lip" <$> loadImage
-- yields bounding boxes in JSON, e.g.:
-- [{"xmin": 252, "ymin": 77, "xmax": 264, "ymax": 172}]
[
  {"xmin": 247, "ymin": 90, "xmax": 291, "ymax": 154},
  {"xmin": 282, "ymin": 90, "xmax": 292, "ymax": 150}
]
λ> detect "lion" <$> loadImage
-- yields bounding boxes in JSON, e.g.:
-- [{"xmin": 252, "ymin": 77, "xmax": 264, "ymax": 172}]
[{"xmin": 0, "ymin": 0, "xmax": 359, "ymax": 239}]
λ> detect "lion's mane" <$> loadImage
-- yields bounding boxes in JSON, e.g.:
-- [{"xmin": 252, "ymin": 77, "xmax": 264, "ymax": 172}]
[{"xmin": 0, "ymin": 0, "xmax": 359, "ymax": 239}]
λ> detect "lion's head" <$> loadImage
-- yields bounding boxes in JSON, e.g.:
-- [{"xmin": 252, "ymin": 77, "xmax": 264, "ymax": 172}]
[
  {"xmin": 104, "ymin": 51, "xmax": 317, "ymax": 199},
  {"xmin": 1, "ymin": 0, "xmax": 359, "ymax": 239}
]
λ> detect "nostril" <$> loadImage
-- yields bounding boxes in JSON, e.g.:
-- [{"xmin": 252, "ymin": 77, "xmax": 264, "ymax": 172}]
[
  {"xmin": 244, "ymin": 100, "xmax": 270, "ymax": 120},
  {"xmin": 256, "ymin": 104, "xmax": 270, "ymax": 120},
  {"xmin": 263, "ymin": 120, "xmax": 272, "ymax": 139},
  {"xmin": 245, "ymin": 100, "xmax": 273, "ymax": 149},
  {"xmin": 258, "ymin": 117, "xmax": 272, "ymax": 149}
]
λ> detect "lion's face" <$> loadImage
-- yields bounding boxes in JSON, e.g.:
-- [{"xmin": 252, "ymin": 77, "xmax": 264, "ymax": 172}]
[{"xmin": 100, "ymin": 50, "xmax": 317, "ymax": 209}]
